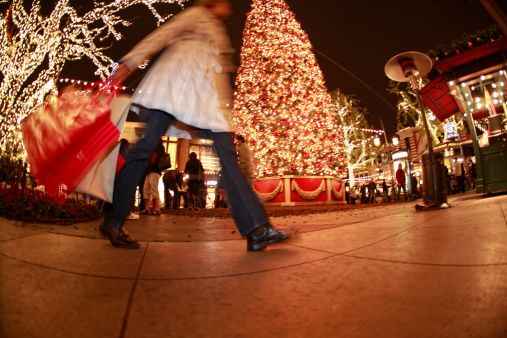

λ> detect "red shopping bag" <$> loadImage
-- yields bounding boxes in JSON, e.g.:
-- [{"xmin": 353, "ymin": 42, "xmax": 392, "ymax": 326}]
[{"xmin": 22, "ymin": 84, "xmax": 121, "ymax": 198}]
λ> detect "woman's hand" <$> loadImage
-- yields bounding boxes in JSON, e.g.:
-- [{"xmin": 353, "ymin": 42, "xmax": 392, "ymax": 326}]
[{"xmin": 109, "ymin": 63, "xmax": 132, "ymax": 86}]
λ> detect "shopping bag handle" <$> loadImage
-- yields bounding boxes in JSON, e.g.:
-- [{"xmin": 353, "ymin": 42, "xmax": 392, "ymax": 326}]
[{"xmin": 88, "ymin": 80, "xmax": 121, "ymax": 108}]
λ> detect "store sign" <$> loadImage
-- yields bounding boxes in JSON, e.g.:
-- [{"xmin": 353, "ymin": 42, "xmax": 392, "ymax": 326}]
[
  {"xmin": 444, "ymin": 122, "xmax": 459, "ymax": 140},
  {"xmin": 392, "ymin": 151, "xmax": 409, "ymax": 161}
]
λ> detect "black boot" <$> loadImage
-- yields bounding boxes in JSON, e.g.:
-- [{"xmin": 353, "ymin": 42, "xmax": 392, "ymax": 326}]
[
  {"xmin": 247, "ymin": 224, "xmax": 288, "ymax": 252},
  {"xmin": 100, "ymin": 221, "xmax": 140, "ymax": 250}
]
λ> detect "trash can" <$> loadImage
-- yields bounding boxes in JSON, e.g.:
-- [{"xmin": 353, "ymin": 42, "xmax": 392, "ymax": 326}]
[{"xmin": 421, "ymin": 152, "xmax": 447, "ymax": 205}]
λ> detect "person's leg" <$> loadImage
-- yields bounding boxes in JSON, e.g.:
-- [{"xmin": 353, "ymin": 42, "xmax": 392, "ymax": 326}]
[
  {"xmin": 173, "ymin": 190, "xmax": 179, "ymax": 209},
  {"xmin": 206, "ymin": 132, "xmax": 270, "ymax": 234},
  {"xmin": 138, "ymin": 173, "xmax": 147, "ymax": 211},
  {"xmin": 153, "ymin": 173, "xmax": 161, "ymax": 214},
  {"xmin": 142, "ymin": 175, "xmax": 151, "ymax": 214},
  {"xmin": 207, "ymin": 131, "xmax": 288, "ymax": 251},
  {"xmin": 108, "ymin": 109, "xmax": 174, "ymax": 229},
  {"xmin": 163, "ymin": 182, "xmax": 170, "ymax": 210}
]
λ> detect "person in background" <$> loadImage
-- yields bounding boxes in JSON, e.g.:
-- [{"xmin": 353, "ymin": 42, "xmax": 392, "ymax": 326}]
[
  {"xmin": 142, "ymin": 141, "xmax": 165, "ymax": 215},
  {"xmin": 382, "ymin": 179, "xmax": 389, "ymax": 202},
  {"xmin": 185, "ymin": 152, "xmax": 205, "ymax": 209},
  {"xmin": 396, "ymin": 164, "xmax": 406, "ymax": 201},
  {"xmin": 468, "ymin": 160, "xmax": 477, "ymax": 190},
  {"xmin": 162, "ymin": 170, "xmax": 177, "ymax": 210},
  {"xmin": 458, "ymin": 162, "xmax": 466, "ymax": 193},
  {"xmin": 360, "ymin": 184, "xmax": 367, "ymax": 204},
  {"xmin": 410, "ymin": 174, "xmax": 419, "ymax": 200},
  {"xmin": 174, "ymin": 172, "xmax": 188, "ymax": 209},
  {"xmin": 443, "ymin": 165, "xmax": 451, "ymax": 196},
  {"xmin": 368, "ymin": 179, "xmax": 377, "ymax": 204},
  {"xmin": 214, "ymin": 170, "xmax": 227, "ymax": 208},
  {"xmin": 345, "ymin": 181, "xmax": 350, "ymax": 204}
]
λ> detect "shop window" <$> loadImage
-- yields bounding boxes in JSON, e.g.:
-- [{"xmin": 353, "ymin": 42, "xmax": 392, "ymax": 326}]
[
  {"xmin": 189, "ymin": 140, "xmax": 221, "ymax": 175},
  {"xmin": 162, "ymin": 137, "xmax": 178, "ymax": 170}
]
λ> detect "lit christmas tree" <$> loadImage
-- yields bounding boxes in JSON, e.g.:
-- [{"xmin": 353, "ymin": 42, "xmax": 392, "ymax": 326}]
[
  {"xmin": 233, "ymin": 0, "xmax": 345, "ymax": 177},
  {"xmin": 0, "ymin": 0, "xmax": 188, "ymax": 159}
]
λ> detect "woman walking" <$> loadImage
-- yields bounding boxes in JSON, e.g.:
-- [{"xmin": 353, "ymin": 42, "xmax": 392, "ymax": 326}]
[{"xmin": 101, "ymin": 0, "xmax": 288, "ymax": 251}]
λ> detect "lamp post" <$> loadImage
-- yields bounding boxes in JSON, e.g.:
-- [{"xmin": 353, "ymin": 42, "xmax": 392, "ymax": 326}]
[{"xmin": 385, "ymin": 51, "xmax": 447, "ymax": 209}]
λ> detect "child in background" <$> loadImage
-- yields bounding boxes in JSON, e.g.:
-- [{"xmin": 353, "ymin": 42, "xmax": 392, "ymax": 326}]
[
  {"xmin": 142, "ymin": 141, "xmax": 165, "ymax": 215},
  {"xmin": 143, "ymin": 171, "xmax": 161, "ymax": 215}
]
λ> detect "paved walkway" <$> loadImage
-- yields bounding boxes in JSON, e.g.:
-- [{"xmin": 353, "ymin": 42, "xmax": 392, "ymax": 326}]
[{"xmin": 1, "ymin": 194, "xmax": 507, "ymax": 338}]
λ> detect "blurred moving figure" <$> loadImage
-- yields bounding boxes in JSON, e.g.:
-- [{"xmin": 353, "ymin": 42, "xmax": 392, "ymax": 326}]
[{"xmin": 101, "ymin": 0, "xmax": 288, "ymax": 251}]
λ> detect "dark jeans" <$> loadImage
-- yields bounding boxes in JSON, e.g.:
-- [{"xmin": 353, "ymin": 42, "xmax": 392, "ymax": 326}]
[
  {"xmin": 108, "ymin": 108, "xmax": 268, "ymax": 236},
  {"xmin": 110, "ymin": 108, "xmax": 173, "ymax": 226},
  {"xmin": 199, "ymin": 130, "xmax": 269, "ymax": 234}
]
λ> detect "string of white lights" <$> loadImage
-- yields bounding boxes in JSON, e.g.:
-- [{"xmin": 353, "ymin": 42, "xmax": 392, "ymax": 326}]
[{"xmin": 0, "ymin": 0, "xmax": 189, "ymax": 158}]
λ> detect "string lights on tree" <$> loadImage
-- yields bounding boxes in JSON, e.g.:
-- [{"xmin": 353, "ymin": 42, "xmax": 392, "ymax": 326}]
[
  {"xmin": 388, "ymin": 80, "xmax": 444, "ymax": 145},
  {"xmin": 332, "ymin": 90, "xmax": 380, "ymax": 185},
  {"xmin": 233, "ymin": 0, "xmax": 345, "ymax": 177},
  {"xmin": 0, "ymin": 0, "xmax": 188, "ymax": 158}
]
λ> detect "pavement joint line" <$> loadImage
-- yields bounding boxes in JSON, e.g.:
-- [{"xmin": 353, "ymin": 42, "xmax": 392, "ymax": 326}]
[
  {"xmin": 118, "ymin": 242, "xmax": 150, "ymax": 338},
  {"xmin": 287, "ymin": 225, "xmax": 417, "ymax": 257},
  {"xmin": 0, "ymin": 250, "xmax": 135, "ymax": 280},
  {"xmin": 341, "ymin": 254, "xmax": 507, "ymax": 268},
  {"xmin": 0, "ymin": 232, "xmax": 47, "ymax": 244}
]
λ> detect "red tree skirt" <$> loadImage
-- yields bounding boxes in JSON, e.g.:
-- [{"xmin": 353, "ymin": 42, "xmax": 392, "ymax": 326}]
[{"xmin": 253, "ymin": 176, "xmax": 345, "ymax": 206}]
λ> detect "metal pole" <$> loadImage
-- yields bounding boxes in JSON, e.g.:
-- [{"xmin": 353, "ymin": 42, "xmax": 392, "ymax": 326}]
[
  {"xmin": 480, "ymin": 0, "xmax": 507, "ymax": 37},
  {"xmin": 379, "ymin": 118, "xmax": 394, "ymax": 181},
  {"xmin": 379, "ymin": 118, "xmax": 389, "ymax": 144},
  {"xmin": 415, "ymin": 92, "xmax": 440, "ymax": 204}
]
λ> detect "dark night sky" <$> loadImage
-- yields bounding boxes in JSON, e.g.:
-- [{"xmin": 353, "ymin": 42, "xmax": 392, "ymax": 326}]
[{"xmin": 62, "ymin": 0, "xmax": 498, "ymax": 135}]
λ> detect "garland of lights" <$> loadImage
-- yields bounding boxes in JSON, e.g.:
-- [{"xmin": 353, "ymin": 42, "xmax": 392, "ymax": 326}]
[
  {"xmin": 342, "ymin": 126, "xmax": 384, "ymax": 135},
  {"xmin": 232, "ymin": 0, "xmax": 345, "ymax": 177},
  {"xmin": 0, "ymin": 0, "xmax": 188, "ymax": 159}
]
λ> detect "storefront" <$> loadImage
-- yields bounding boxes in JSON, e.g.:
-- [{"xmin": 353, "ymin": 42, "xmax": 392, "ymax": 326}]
[
  {"xmin": 420, "ymin": 35, "xmax": 507, "ymax": 194},
  {"xmin": 122, "ymin": 122, "xmax": 222, "ymax": 208}
]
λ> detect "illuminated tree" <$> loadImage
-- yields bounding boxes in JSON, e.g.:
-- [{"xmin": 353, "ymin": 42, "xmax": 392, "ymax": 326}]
[
  {"xmin": 388, "ymin": 80, "xmax": 444, "ymax": 145},
  {"xmin": 332, "ymin": 90, "xmax": 380, "ymax": 185},
  {"xmin": 233, "ymin": 0, "xmax": 345, "ymax": 177},
  {"xmin": 0, "ymin": 0, "xmax": 187, "ymax": 158}
]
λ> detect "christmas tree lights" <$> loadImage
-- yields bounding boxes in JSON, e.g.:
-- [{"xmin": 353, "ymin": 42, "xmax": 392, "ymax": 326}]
[
  {"xmin": 0, "ymin": 0, "xmax": 188, "ymax": 159},
  {"xmin": 232, "ymin": 0, "xmax": 345, "ymax": 178}
]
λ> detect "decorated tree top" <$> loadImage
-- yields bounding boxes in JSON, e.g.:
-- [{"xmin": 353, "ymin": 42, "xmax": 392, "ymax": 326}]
[{"xmin": 233, "ymin": 0, "xmax": 345, "ymax": 177}]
